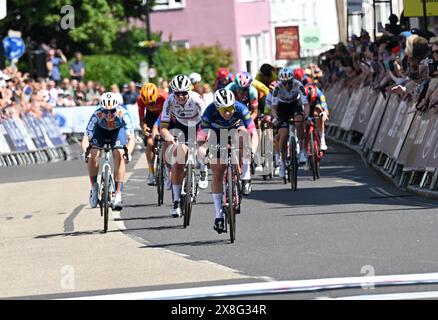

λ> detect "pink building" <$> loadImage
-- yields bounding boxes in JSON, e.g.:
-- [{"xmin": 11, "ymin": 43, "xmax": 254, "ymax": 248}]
[{"xmin": 150, "ymin": 0, "xmax": 272, "ymax": 75}]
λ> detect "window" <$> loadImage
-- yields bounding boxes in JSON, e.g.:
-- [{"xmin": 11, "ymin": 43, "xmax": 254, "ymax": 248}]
[
  {"xmin": 170, "ymin": 40, "xmax": 189, "ymax": 50},
  {"xmin": 152, "ymin": 0, "xmax": 185, "ymax": 11}
]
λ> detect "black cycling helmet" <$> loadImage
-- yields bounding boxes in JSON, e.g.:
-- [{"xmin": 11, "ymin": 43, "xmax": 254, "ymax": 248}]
[{"xmin": 260, "ymin": 63, "xmax": 274, "ymax": 77}]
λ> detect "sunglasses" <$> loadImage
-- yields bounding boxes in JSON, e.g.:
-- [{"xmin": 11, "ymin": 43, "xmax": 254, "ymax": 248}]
[
  {"xmin": 433, "ymin": 50, "xmax": 438, "ymax": 54},
  {"xmin": 102, "ymin": 108, "xmax": 117, "ymax": 114},
  {"xmin": 218, "ymin": 106, "xmax": 235, "ymax": 114},
  {"xmin": 174, "ymin": 91, "xmax": 188, "ymax": 97}
]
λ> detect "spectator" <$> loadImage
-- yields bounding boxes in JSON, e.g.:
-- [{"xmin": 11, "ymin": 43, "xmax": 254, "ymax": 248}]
[
  {"xmin": 385, "ymin": 14, "xmax": 402, "ymax": 36},
  {"xmin": 202, "ymin": 83, "xmax": 214, "ymax": 107},
  {"xmin": 122, "ymin": 81, "xmax": 138, "ymax": 105},
  {"xmin": 111, "ymin": 83, "xmax": 120, "ymax": 93},
  {"xmin": 46, "ymin": 48, "xmax": 67, "ymax": 86},
  {"xmin": 69, "ymin": 51, "xmax": 85, "ymax": 81}
]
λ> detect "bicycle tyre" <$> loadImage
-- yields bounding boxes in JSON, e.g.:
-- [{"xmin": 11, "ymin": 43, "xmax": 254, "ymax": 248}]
[
  {"xmin": 310, "ymin": 130, "xmax": 317, "ymax": 181},
  {"xmin": 157, "ymin": 148, "xmax": 164, "ymax": 206},
  {"xmin": 183, "ymin": 164, "xmax": 193, "ymax": 228},
  {"xmin": 290, "ymin": 138, "xmax": 298, "ymax": 191},
  {"xmin": 103, "ymin": 165, "xmax": 110, "ymax": 233},
  {"xmin": 227, "ymin": 165, "xmax": 236, "ymax": 243}
]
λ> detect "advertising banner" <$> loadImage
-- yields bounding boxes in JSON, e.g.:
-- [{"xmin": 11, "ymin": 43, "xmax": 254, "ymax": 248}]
[
  {"xmin": 22, "ymin": 114, "xmax": 48, "ymax": 149},
  {"xmin": 275, "ymin": 26, "xmax": 300, "ymax": 60},
  {"xmin": 360, "ymin": 93, "xmax": 388, "ymax": 150},
  {"xmin": 340, "ymin": 86, "xmax": 365, "ymax": 131},
  {"xmin": 40, "ymin": 112, "xmax": 67, "ymax": 147},
  {"xmin": 2, "ymin": 118, "xmax": 28, "ymax": 152},
  {"xmin": 351, "ymin": 87, "xmax": 378, "ymax": 134},
  {"xmin": 53, "ymin": 104, "xmax": 141, "ymax": 134},
  {"xmin": 0, "ymin": 121, "xmax": 11, "ymax": 153}
]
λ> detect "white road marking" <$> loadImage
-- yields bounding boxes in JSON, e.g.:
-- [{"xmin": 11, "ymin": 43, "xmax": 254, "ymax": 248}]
[
  {"xmin": 317, "ymin": 291, "xmax": 438, "ymax": 300},
  {"xmin": 62, "ymin": 272, "xmax": 438, "ymax": 300}
]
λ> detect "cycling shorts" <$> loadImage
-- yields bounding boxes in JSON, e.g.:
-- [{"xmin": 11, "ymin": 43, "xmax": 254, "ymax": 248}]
[
  {"xmin": 277, "ymin": 100, "xmax": 304, "ymax": 129},
  {"xmin": 90, "ymin": 126, "xmax": 127, "ymax": 150}
]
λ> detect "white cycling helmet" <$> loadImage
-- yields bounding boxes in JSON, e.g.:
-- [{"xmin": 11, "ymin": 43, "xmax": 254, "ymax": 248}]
[
  {"xmin": 189, "ymin": 72, "xmax": 202, "ymax": 85},
  {"xmin": 278, "ymin": 67, "xmax": 294, "ymax": 82},
  {"xmin": 170, "ymin": 74, "xmax": 191, "ymax": 92},
  {"xmin": 99, "ymin": 92, "xmax": 123, "ymax": 109},
  {"xmin": 214, "ymin": 88, "xmax": 235, "ymax": 109}
]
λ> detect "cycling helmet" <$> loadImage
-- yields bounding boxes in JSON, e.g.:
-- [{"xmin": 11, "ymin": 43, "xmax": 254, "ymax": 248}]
[
  {"xmin": 217, "ymin": 68, "xmax": 229, "ymax": 79},
  {"xmin": 234, "ymin": 71, "xmax": 253, "ymax": 88},
  {"xmin": 189, "ymin": 72, "xmax": 202, "ymax": 84},
  {"xmin": 293, "ymin": 67, "xmax": 305, "ymax": 82},
  {"xmin": 214, "ymin": 89, "xmax": 235, "ymax": 109},
  {"xmin": 170, "ymin": 74, "xmax": 191, "ymax": 92},
  {"xmin": 99, "ymin": 92, "xmax": 123, "ymax": 109},
  {"xmin": 140, "ymin": 83, "xmax": 159, "ymax": 105},
  {"xmin": 260, "ymin": 63, "xmax": 274, "ymax": 77},
  {"xmin": 278, "ymin": 67, "xmax": 294, "ymax": 82},
  {"xmin": 304, "ymin": 84, "xmax": 318, "ymax": 104}
]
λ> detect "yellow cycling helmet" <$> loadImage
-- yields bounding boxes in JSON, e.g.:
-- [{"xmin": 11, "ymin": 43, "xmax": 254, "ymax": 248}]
[{"xmin": 140, "ymin": 83, "xmax": 159, "ymax": 105}]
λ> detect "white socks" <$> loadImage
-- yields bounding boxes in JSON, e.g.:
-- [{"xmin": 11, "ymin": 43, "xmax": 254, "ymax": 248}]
[
  {"xmin": 241, "ymin": 163, "xmax": 251, "ymax": 180},
  {"xmin": 172, "ymin": 184, "xmax": 182, "ymax": 202},
  {"xmin": 212, "ymin": 193, "xmax": 223, "ymax": 219}
]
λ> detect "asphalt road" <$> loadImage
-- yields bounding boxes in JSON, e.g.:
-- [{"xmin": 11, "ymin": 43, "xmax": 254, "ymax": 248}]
[{"xmin": 2, "ymin": 141, "xmax": 438, "ymax": 299}]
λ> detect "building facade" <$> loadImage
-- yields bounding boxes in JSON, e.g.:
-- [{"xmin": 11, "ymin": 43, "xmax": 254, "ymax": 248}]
[
  {"xmin": 269, "ymin": 0, "xmax": 340, "ymax": 67},
  {"xmin": 150, "ymin": 0, "xmax": 272, "ymax": 75}
]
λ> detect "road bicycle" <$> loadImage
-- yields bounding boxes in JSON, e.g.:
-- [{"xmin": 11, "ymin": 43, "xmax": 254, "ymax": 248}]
[
  {"xmin": 257, "ymin": 115, "xmax": 274, "ymax": 181},
  {"xmin": 85, "ymin": 142, "xmax": 129, "ymax": 233},
  {"xmin": 211, "ymin": 137, "xmax": 242, "ymax": 243},
  {"xmin": 306, "ymin": 116, "xmax": 324, "ymax": 181},
  {"xmin": 285, "ymin": 118, "xmax": 300, "ymax": 191},
  {"xmin": 153, "ymin": 135, "xmax": 166, "ymax": 206}
]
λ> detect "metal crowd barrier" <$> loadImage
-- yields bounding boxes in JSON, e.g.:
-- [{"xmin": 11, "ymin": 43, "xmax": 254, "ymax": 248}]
[{"xmin": 325, "ymin": 78, "xmax": 438, "ymax": 199}]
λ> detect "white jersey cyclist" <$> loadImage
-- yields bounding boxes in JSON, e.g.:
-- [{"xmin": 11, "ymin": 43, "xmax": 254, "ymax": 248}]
[
  {"xmin": 271, "ymin": 79, "xmax": 308, "ymax": 106},
  {"xmin": 161, "ymin": 90, "xmax": 205, "ymax": 127}
]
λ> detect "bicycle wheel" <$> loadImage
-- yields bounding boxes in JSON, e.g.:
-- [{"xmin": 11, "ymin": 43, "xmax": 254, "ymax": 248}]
[
  {"xmin": 103, "ymin": 166, "xmax": 110, "ymax": 233},
  {"xmin": 290, "ymin": 137, "xmax": 298, "ymax": 191},
  {"xmin": 227, "ymin": 165, "xmax": 236, "ymax": 243},
  {"xmin": 183, "ymin": 164, "xmax": 193, "ymax": 228},
  {"xmin": 156, "ymin": 148, "xmax": 164, "ymax": 206},
  {"xmin": 309, "ymin": 130, "xmax": 317, "ymax": 181}
]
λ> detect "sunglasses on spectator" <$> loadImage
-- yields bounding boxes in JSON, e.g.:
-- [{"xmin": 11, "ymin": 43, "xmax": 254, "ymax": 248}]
[
  {"xmin": 174, "ymin": 91, "xmax": 188, "ymax": 97},
  {"xmin": 433, "ymin": 50, "xmax": 438, "ymax": 54},
  {"xmin": 102, "ymin": 108, "xmax": 117, "ymax": 114}
]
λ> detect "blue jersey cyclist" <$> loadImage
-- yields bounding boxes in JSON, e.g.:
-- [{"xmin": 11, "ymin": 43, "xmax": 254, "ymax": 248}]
[
  {"xmin": 197, "ymin": 89, "xmax": 253, "ymax": 234},
  {"xmin": 81, "ymin": 92, "xmax": 136, "ymax": 211}
]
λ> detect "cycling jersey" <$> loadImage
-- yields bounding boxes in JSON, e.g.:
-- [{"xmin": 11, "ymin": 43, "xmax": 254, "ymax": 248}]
[
  {"xmin": 225, "ymin": 82, "xmax": 258, "ymax": 107},
  {"xmin": 255, "ymin": 72, "xmax": 278, "ymax": 87},
  {"xmin": 311, "ymin": 87, "xmax": 329, "ymax": 113},
  {"xmin": 137, "ymin": 88, "xmax": 168, "ymax": 118},
  {"xmin": 271, "ymin": 80, "xmax": 308, "ymax": 106},
  {"xmin": 252, "ymin": 79, "xmax": 269, "ymax": 97},
  {"xmin": 264, "ymin": 92, "xmax": 273, "ymax": 115},
  {"xmin": 85, "ymin": 106, "xmax": 134, "ymax": 139},
  {"xmin": 161, "ymin": 91, "xmax": 205, "ymax": 127},
  {"xmin": 200, "ymin": 101, "xmax": 252, "ymax": 131}
]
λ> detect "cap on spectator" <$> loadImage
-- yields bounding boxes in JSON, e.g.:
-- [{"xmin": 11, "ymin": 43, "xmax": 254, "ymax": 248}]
[
  {"xmin": 429, "ymin": 36, "xmax": 438, "ymax": 45},
  {"xmin": 122, "ymin": 83, "xmax": 128, "ymax": 89}
]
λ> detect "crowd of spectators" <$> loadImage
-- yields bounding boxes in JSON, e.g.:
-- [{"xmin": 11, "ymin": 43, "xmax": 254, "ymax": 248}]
[{"xmin": 318, "ymin": 14, "xmax": 438, "ymax": 111}]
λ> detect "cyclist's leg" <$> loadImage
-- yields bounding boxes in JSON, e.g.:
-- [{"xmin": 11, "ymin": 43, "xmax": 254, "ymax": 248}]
[
  {"xmin": 145, "ymin": 113, "xmax": 158, "ymax": 179},
  {"xmin": 211, "ymin": 161, "xmax": 227, "ymax": 233},
  {"xmin": 112, "ymin": 128, "xmax": 128, "ymax": 209}
]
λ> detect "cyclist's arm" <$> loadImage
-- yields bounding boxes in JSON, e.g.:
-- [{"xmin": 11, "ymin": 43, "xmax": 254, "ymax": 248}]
[
  {"xmin": 122, "ymin": 112, "xmax": 136, "ymax": 155},
  {"xmin": 159, "ymin": 98, "xmax": 174, "ymax": 142},
  {"xmin": 83, "ymin": 114, "xmax": 98, "ymax": 152},
  {"xmin": 137, "ymin": 98, "xmax": 148, "ymax": 132},
  {"xmin": 252, "ymin": 79, "xmax": 269, "ymax": 96}
]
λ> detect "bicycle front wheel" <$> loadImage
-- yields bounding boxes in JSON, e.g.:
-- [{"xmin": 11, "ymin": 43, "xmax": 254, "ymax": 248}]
[
  {"xmin": 290, "ymin": 138, "xmax": 298, "ymax": 191},
  {"xmin": 183, "ymin": 164, "xmax": 193, "ymax": 228},
  {"xmin": 103, "ymin": 166, "xmax": 110, "ymax": 233},
  {"xmin": 227, "ymin": 165, "xmax": 236, "ymax": 243},
  {"xmin": 310, "ymin": 130, "xmax": 317, "ymax": 181},
  {"xmin": 157, "ymin": 148, "xmax": 164, "ymax": 206}
]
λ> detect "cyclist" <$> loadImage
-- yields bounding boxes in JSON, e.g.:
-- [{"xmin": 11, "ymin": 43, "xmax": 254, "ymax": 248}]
[
  {"xmin": 255, "ymin": 63, "xmax": 278, "ymax": 87},
  {"xmin": 304, "ymin": 83, "xmax": 329, "ymax": 151},
  {"xmin": 214, "ymin": 68, "xmax": 234, "ymax": 91},
  {"xmin": 197, "ymin": 89, "xmax": 252, "ymax": 234},
  {"xmin": 82, "ymin": 92, "xmax": 135, "ymax": 211},
  {"xmin": 160, "ymin": 74, "xmax": 205, "ymax": 217},
  {"xmin": 138, "ymin": 83, "xmax": 168, "ymax": 186},
  {"xmin": 225, "ymin": 71, "xmax": 258, "ymax": 195},
  {"xmin": 263, "ymin": 81, "xmax": 281, "ymax": 176},
  {"xmin": 271, "ymin": 67, "xmax": 309, "ymax": 178}
]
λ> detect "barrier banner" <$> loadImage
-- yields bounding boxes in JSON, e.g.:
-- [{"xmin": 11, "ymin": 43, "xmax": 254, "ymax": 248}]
[
  {"xmin": 0, "ymin": 121, "xmax": 12, "ymax": 154},
  {"xmin": 340, "ymin": 86, "xmax": 365, "ymax": 131},
  {"xmin": 2, "ymin": 118, "xmax": 28, "ymax": 152},
  {"xmin": 53, "ymin": 104, "xmax": 141, "ymax": 134},
  {"xmin": 40, "ymin": 112, "xmax": 67, "ymax": 147},
  {"xmin": 330, "ymin": 89, "xmax": 351, "ymax": 127},
  {"xmin": 373, "ymin": 94, "xmax": 401, "ymax": 153},
  {"xmin": 351, "ymin": 87, "xmax": 378, "ymax": 134},
  {"xmin": 392, "ymin": 99, "xmax": 417, "ymax": 160},
  {"xmin": 360, "ymin": 93, "xmax": 388, "ymax": 150},
  {"xmin": 22, "ymin": 114, "xmax": 48, "ymax": 149}
]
